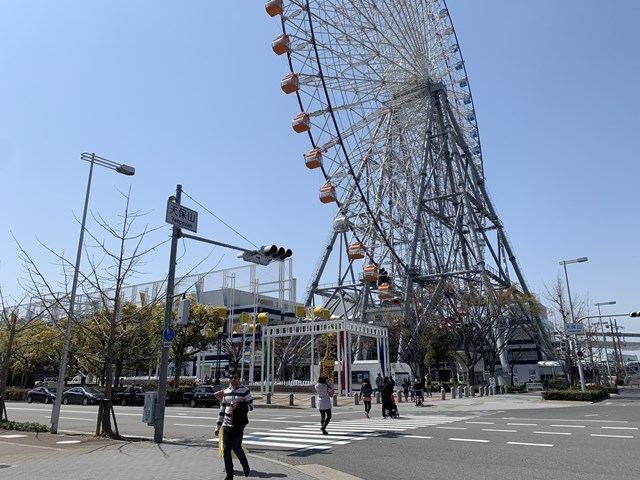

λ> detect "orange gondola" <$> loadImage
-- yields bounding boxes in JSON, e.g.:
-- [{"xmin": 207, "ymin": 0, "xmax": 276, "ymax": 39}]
[
  {"xmin": 378, "ymin": 283, "xmax": 393, "ymax": 299},
  {"xmin": 348, "ymin": 243, "xmax": 365, "ymax": 260},
  {"xmin": 281, "ymin": 73, "xmax": 299, "ymax": 94},
  {"xmin": 292, "ymin": 112, "xmax": 311, "ymax": 133},
  {"xmin": 265, "ymin": 0, "xmax": 283, "ymax": 17},
  {"xmin": 272, "ymin": 33, "xmax": 290, "ymax": 55},
  {"xmin": 362, "ymin": 265, "xmax": 379, "ymax": 282},
  {"xmin": 319, "ymin": 184, "xmax": 337, "ymax": 203},
  {"xmin": 304, "ymin": 149, "xmax": 322, "ymax": 169}
]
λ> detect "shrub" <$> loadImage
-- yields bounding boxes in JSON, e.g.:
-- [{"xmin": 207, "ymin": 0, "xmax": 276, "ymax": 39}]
[
  {"xmin": 3, "ymin": 389, "xmax": 29, "ymax": 401},
  {"xmin": 547, "ymin": 379, "xmax": 569, "ymax": 390},
  {"xmin": 542, "ymin": 389, "xmax": 609, "ymax": 402},
  {"xmin": 0, "ymin": 419, "xmax": 50, "ymax": 432},
  {"xmin": 506, "ymin": 384, "xmax": 526, "ymax": 392}
]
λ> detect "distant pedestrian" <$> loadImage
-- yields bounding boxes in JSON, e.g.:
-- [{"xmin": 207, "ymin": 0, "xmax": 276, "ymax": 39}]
[
  {"xmin": 315, "ymin": 376, "xmax": 334, "ymax": 434},
  {"xmin": 424, "ymin": 374, "xmax": 432, "ymax": 398},
  {"xmin": 413, "ymin": 377, "xmax": 424, "ymax": 406},
  {"xmin": 129, "ymin": 384, "xmax": 137, "ymax": 406},
  {"xmin": 215, "ymin": 369, "xmax": 253, "ymax": 480},
  {"xmin": 375, "ymin": 373, "xmax": 383, "ymax": 393},
  {"xmin": 380, "ymin": 376, "xmax": 394, "ymax": 418},
  {"xmin": 360, "ymin": 378, "xmax": 373, "ymax": 419},
  {"xmin": 401, "ymin": 378, "xmax": 410, "ymax": 402}
]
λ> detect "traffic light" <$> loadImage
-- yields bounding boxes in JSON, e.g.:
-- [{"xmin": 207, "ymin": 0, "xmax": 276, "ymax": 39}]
[
  {"xmin": 631, "ymin": 311, "xmax": 640, "ymax": 318},
  {"xmin": 560, "ymin": 340, "xmax": 568, "ymax": 353},
  {"xmin": 176, "ymin": 298, "xmax": 190, "ymax": 325},
  {"xmin": 240, "ymin": 245, "xmax": 293, "ymax": 265}
]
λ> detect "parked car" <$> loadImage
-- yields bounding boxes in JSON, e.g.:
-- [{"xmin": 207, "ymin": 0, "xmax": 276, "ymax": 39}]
[
  {"xmin": 182, "ymin": 385, "xmax": 220, "ymax": 408},
  {"xmin": 26, "ymin": 386, "xmax": 56, "ymax": 404},
  {"xmin": 61, "ymin": 386, "xmax": 103, "ymax": 405},
  {"xmin": 115, "ymin": 386, "xmax": 145, "ymax": 406}
]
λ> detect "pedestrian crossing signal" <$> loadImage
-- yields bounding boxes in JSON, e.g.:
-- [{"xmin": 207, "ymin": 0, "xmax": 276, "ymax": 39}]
[{"xmin": 630, "ymin": 311, "xmax": 640, "ymax": 318}]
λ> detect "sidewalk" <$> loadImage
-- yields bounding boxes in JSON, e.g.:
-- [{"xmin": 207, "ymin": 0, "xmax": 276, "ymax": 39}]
[{"xmin": 0, "ymin": 391, "xmax": 583, "ymax": 480}]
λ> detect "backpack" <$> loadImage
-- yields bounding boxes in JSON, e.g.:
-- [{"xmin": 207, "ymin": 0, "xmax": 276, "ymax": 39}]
[{"xmin": 230, "ymin": 401, "xmax": 249, "ymax": 427}]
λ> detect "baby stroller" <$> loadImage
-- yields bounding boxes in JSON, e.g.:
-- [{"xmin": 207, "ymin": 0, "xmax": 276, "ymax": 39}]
[{"xmin": 388, "ymin": 393, "xmax": 400, "ymax": 418}]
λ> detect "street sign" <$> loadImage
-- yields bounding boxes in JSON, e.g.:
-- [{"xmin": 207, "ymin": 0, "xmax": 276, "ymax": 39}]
[
  {"xmin": 577, "ymin": 350, "xmax": 584, "ymax": 358},
  {"xmin": 165, "ymin": 201, "xmax": 198, "ymax": 233},
  {"xmin": 564, "ymin": 323, "xmax": 585, "ymax": 335},
  {"xmin": 163, "ymin": 327, "xmax": 176, "ymax": 342}
]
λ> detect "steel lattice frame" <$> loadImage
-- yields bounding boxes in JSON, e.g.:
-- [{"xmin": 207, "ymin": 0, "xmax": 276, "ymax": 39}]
[{"xmin": 271, "ymin": 0, "xmax": 538, "ymax": 358}]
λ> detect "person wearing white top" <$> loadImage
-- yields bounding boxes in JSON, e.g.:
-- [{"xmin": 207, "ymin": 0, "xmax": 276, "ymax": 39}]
[{"xmin": 315, "ymin": 376, "xmax": 334, "ymax": 435}]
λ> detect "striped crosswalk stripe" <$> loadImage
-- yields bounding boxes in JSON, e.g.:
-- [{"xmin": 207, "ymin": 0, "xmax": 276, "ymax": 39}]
[{"xmin": 210, "ymin": 414, "xmax": 473, "ymax": 452}]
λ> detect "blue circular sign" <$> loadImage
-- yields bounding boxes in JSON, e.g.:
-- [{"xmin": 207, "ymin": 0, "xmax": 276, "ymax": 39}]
[{"xmin": 163, "ymin": 327, "xmax": 176, "ymax": 342}]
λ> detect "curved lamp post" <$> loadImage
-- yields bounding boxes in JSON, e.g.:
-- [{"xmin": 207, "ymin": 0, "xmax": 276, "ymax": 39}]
[
  {"xmin": 50, "ymin": 153, "xmax": 135, "ymax": 434},
  {"xmin": 559, "ymin": 257, "xmax": 588, "ymax": 391}
]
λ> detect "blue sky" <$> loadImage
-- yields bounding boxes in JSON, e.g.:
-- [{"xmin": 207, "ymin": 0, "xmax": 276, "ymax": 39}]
[{"xmin": 1, "ymin": 1, "xmax": 638, "ymax": 337}]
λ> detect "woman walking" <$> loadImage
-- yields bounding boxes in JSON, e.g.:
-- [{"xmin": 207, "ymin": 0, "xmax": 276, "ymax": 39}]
[
  {"xmin": 360, "ymin": 378, "xmax": 373, "ymax": 419},
  {"xmin": 315, "ymin": 376, "xmax": 334, "ymax": 435}
]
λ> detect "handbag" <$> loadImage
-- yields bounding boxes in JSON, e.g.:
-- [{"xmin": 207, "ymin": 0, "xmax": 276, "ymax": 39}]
[{"xmin": 230, "ymin": 402, "xmax": 249, "ymax": 427}]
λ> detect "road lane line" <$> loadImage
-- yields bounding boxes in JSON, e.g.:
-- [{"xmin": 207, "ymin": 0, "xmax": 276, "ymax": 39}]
[
  {"xmin": 436, "ymin": 426, "xmax": 467, "ymax": 430},
  {"xmin": 550, "ymin": 424, "xmax": 585, "ymax": 428},
  {"xmin": 404, "ymin": 435, "xmax": 433, "ymax": 439},
  {"xmin": 448, "ymin": 438, "xmax": 489, "ymax": 443},
  {"xmin": 482, "ymin": 429, "xmax": 517, "ymax": 433},
  {"xmin": 591, "ymin": 434, "xmax": 634, "ymax": 439},
  {"xmin": 507, "ymin": 423, "xmax": 537, "ymax": 426},
  {"xmin": 602, "ymin": 426, "xmax": 638, "ymax": 430},
  {"xmin": 507, "ymin": 442, "xmax": 553, "ymax": 447},
  {"xmin": 465, "ymin": 421, "xmax": 494, "ymax": 425},
  {"xmin": 533, "ymin": 431, "xmax": 572, "ymax": 436}
]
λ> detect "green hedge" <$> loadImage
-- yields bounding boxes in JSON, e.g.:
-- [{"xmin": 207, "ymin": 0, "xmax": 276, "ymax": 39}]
[
  {"xmin": 542, "ymin": 389, "xmax": 609, "ymax": 402},
  {"xmin": 3, "ymin": 389, "xmax": 29, "ymax": 401},
  {"xmin": 0, "ymin": 419, "xmax": 50, "ymax": 432},
  {"xmin": 506, "ymin": 384, "xmax": 526, "ymax": 392}
]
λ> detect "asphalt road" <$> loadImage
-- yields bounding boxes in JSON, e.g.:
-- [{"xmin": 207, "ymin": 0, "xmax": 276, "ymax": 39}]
[{"xmin": 5, "ymin": 390, "xmax": 640, "ymax": 480}]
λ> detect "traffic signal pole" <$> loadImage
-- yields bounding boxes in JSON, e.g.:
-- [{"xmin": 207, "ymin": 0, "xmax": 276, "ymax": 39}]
[
  {"xmin": 154, "ymin": 184, "xmax": 182, "ymax": 444},
  {"xmin": 153, "ymin": 184, "xmax": 292, "ymax": 443}
]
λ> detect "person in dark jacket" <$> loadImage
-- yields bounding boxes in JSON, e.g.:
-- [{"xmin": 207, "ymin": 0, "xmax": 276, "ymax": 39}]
[
  {"xmin": 380, "ymin": 377, "xmax": 394, "ymax": 418},
  {"xmin": 360, "ymin": 378, "xmax": 373, "ymax": 419},
  {"xmin": 129, "ymin": 384, "xmax": 137, "ymax": 406}
]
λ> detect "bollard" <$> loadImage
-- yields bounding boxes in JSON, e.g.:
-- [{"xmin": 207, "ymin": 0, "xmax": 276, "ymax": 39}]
[
  {"xmin": 464, "ymin": 386, "xmax": 469, "ymax": 398},
  {"xmin": 376, "ymin": 392, "xmax": 381, "ymax": 404},
  {"xmin": 397, "ymin": 391, "xmax": 402, "ymax": 403},
  {"xmin": 289, "ymin": 393, "xmax": 294, "ymax": 406},
  {"xmin": 266, "ymin": 393, "xmax": 272, "ymax": 405},
  {"xmin": 479, "ymin": 386, "xmax": 484, "ymax": 397},
  {"xmin": 354, "ymin": 394, "xmax": 360, "ymax": 406},
  {"xmin": 441, "ymin": 389, "xmax": 446, "ymax": 400},
  {"xmin": 332, "ymin": 393, "xmax": 338, "ymax": 407},
  {"xmin": 485, "ymin": 386, "xmax": 489, "ymax": 396},
  {"xmin": 471, "ymin": 386, "xmax": 476, "ymax": 397},
  {"xmin": 311, "ymin": 396, "xmax": 316, "ymax": 408},
  {"xmin": 451, "ymin": 387, "xmax": 457, "ymax": 399}
]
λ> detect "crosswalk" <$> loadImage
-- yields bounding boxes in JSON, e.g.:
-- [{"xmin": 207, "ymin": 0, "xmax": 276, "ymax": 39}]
[{"xmin": 209, "ymin": 414, "xmax": 474, "ymax": 452}]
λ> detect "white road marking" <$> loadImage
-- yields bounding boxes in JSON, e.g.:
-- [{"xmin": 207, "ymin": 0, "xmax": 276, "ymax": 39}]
[
  {"xmin": 465, "ymin": 421, "xmax": 494, "ymax": 425},
  {"xmin": 507, "ymin": 442, "xmax": 553, "ymax": 447},
  {"xmin": 56, "ymin": 440, "xmax": 82, "ymax": 444},
  {"xmin": 550, "ymin": 424, "xmax": 585, "ymax": 428},
  {"xmin": 482, "ymin": 429, "xmax": 517, "ymax": 433},
  {"xmin": 507, "ymin": 423, "xmax": 537, "ymax": 426},
  {"xmin": 448, "ymin": 438, "xmax": 489, "ymax": 443},
  {"xmin": 436, "ymin": 426, "xmax": 467, "ymax": 430},
  {"xmin": 533, "ymin": 431, "xmax": 572, "ymax": 436},
  {"xmin": 0, "ymin": 434, "xmax": 28, "ymax": 438},
  {"xmin": 591, "ymin": 434, "xmax": 634, "ymax": 439},
  {"xmin": 602, "ymin": 426, "xmax": 638, "ymax": 430},
  {"xmin": 404, "ymin": 435, "xmax": 433, "ymax": 439}
]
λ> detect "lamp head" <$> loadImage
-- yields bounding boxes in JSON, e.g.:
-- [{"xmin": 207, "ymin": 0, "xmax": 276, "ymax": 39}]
[{"xmin": 115, "ymin": 164, "xmax": 135, "ymax": 176}]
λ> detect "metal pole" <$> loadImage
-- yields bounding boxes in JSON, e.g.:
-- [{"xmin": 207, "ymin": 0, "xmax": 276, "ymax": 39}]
[
  {"xmin": 562, "ymin": 261, "xmax": 585, "ymax": 391},
  {"xmin": 595, "ymin": 303, "xmax": 613, "ymax": 385},
  {"xmin": 51, "ymin": 154, "xmax": 95, "ymax": 434},
  {"xmin": 154, "ymin": 184, "xmax": 182, "ymax": 444}
]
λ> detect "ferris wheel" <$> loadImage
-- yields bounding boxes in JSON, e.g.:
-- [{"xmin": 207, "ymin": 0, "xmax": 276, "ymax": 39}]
[{"xmin": 265, "ymin": 1, "xmax": 530, "ymax": 337}]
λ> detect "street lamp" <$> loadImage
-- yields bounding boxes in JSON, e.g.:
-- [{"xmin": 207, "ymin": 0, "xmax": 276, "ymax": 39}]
[
  {"xmin": 50, "ymin": 153, "xmax": 135, "ymax": 434},
  {"xmin": 559, "ymin": 256, "xmax": 588, "ymax": 391},
  {"xmin": 594, "ymin": 301, "xmax": 616, "ymax": 385}
]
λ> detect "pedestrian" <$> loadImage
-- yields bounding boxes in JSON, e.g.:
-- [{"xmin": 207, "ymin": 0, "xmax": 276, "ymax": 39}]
[
  {"xmin": 215, "ymin": 369, "xmax": 253, "ymax": 480},
  {"xmin": 424, "ymin": 374, "xmax": 432, "ymax": 398},
  {"xmin": 375, "ymin": 373, "xmax": 383, "ymax": 393},
  {"xmin": 380, "ymin": 376, "xmax": 393, "ymax": 418},
  {"xmin": 315, "ymin": 376, "xmax": 334, "ymax": 434},
  {"xmin": 413, "ymin": 377, "xmax": 424, "ymax": 406},
  {"xmin": 129, "ymin": 384, "xmax": 137, "ymax": 406},
  {"xmin": 401, "ymin": 378, "xmax": 409, "ymax": 402},
  {"xmin": 360, "ymin": 377, "xmax": 373, "ymax": 419}
]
